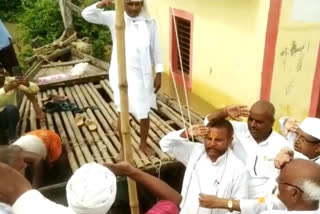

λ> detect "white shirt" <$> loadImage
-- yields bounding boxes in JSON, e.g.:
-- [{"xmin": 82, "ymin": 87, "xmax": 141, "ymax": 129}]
[
  {"xmin": 82, "ymin": 3, "xmax": 163, "ymax": 119},
  {"xmin": 12, "ymin": 190, "xmax": 75, "ymax": 214},
  {"xmin": 204, "ymin": 117, "xmax": 289, "ymax": 198},
  {"xmin": 261, "ymin": 210, "xmax": 320, "ymax": 214},
  {"xmin": 160, "ymin": 130, "xmax": 249, "ymax": 214},
  {"xmin": 240, "ymin": 195, "xmax": 287, "ymax": 214}
]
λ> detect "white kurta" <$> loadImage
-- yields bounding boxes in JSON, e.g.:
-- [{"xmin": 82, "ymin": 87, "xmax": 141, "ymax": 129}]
[
  {"xmin": 204, "ymin": 117, "xmax": 290, "ymax": 198},
  {"xmin": 82, "ymin": 3, "xmax": 163, "ymax": 119},
  {"xmin": 261, "ymin": 210, "xmax": 320, "ymax": 214},
  {"xmin": 240, "ymin": 195, "xmax": 287, "ymax": 214},
  {"xmin": 160, "ymin": 130, "xmax": 249, "ymax": 214},
  {"xmin": 12, "ymin": 190, "xmax": 75, "ymax": 214}
]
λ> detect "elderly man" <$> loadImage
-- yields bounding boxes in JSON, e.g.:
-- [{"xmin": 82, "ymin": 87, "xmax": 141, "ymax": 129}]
[
  {"xmin": 198, "ymin": 159, "xmax": 320, "ymax": 214},
  {"xmin": 0, "ymin": 65, "xmax": 45, "ymax": 144},
  {"xmin": 82, "ymin": 0, "xmax": 163, "ymax": 158},
  {"xmin": 205, "ymin": 101, "xmax": 289, "ymax": 198},
  {"xmin": 275, "ymin": 117, "xmax": 320, "ymax": 166},
  {"xmin": 160, "ymin": 118, "xmax": 248, "ymax": 214}
]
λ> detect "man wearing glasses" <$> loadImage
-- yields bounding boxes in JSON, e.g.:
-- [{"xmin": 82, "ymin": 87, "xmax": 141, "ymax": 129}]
[
  {"xmin": 198, "ymin": 158, "xmax": 320, "ymax": 214},
  {"xmin": 276, "ymin": 117, "xmax": 320, "ymax": 165}
]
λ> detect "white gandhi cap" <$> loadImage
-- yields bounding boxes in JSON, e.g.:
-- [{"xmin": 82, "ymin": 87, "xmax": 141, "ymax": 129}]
[{"xmin": 299, "ymin": 117, "xmax": 320, "ymax": 140}]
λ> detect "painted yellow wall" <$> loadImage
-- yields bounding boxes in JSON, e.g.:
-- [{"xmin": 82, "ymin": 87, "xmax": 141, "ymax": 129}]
[
  {"xmin": 271, "ymin": 0, "xmax": 320, "ymax": 123},
  {"xmin": 145, "ymin": 0, "xmax": 270, "ymax": 109}
]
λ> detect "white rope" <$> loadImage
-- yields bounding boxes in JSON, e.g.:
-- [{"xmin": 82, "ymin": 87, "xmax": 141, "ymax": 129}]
[
  {"xmin": 170, "ymin": 7, "xmax": 195, "ymax": 142},
  {"xmin": 152, "ymin": 4, "xmax": 190, "ymax": 137}
]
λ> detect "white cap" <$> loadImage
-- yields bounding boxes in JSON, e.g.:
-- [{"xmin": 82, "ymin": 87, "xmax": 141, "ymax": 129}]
[
  {"xmin": 299, "ymin": 117, "xmax": 320, "ymax": 140},
  {"xmin": 66, "ymin": 163, "xmax": 117, "ymax": 214}
]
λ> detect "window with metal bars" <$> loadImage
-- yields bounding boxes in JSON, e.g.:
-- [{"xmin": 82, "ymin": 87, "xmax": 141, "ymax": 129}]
[
  {"xmin": 170, "ymin": 8, "xmax": 193, "ymax": 89},
  {"xmin": 175, "ymin": 17, "xmax": 191, "ymax": 74}
]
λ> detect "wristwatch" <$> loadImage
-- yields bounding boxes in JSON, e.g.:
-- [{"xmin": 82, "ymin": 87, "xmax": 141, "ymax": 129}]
[{"xmin": 227, "ymin": 200, "xmax": 233, "ymax": 212}]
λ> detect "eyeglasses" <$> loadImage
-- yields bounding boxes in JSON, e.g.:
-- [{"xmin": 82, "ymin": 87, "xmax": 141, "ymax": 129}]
[
  {"xmin": 276, "ymin": 177, "xmax": 304, "ymax": 193},
  {"xmin": 296, "ymin": 134, "xmax": 320, "ymax": 145}
]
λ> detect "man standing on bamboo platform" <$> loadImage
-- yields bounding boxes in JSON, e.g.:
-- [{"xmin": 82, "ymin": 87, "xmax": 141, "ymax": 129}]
[
  {"xmin": 82, "ymin": 0, "xmax": 163, "ymax": 158},
  {"xmin": 205, "ymin": 101, "xmax": 289, "ymax": 198},
  {"xmin": 160, "ymin": 118, "xmax": 249, "ymax": 214}
]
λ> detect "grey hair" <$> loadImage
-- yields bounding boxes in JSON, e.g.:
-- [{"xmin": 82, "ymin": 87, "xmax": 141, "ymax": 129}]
[{"xmin": 300, "ymin": 180, "xmax": 320, "ymax": 200}]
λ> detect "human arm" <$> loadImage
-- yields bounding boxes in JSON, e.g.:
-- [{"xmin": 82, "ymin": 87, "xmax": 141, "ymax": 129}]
[
  {"xmin": 105, "ymin": 161, "xmax": 182, "ymax": 206},
  {"xmin": 81, "ymin": 0, "xmax": 115, "ymax": 27},
  {"xmin": 278, "ymin": 117, "xmax": 299, "ymax": 137},
  {"xmin": 205, "ymin": 105, "xmax": 250, "ymax": 125},
  {"xmin": 22, "ymin": 151, "xmax": 45, "ymax": 188},
  {"xmin": 150, "ymin": 21, "xmax": 163, "ymax": 93},
  {"xmin": 159, "ymin": 129, "xmax": 199, "ymax": 166}
]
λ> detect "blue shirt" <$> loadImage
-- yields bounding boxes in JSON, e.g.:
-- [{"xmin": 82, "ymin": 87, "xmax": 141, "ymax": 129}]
[{"xmin": 0, "ymin": 19, "xmax": 11, "ymax": 50}]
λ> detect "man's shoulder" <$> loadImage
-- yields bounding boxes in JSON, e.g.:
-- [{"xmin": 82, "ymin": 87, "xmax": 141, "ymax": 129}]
[
  {"xmin": 269, "ymin": 131, "xmax": 288, "ymax": 145},
  {"xmin": 227, "ymin": 150, "xmax": 247, "ymax": 170}
]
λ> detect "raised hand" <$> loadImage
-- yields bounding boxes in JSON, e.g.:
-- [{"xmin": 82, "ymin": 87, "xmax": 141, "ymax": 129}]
[
  {"xmin": 4, "ymin": 79, "xmax": 20, "ymax": 92},
  {"xmin": 97, "ymin": 0, "xmax": 113, "ymax": 8},
  {"xmin": 104, "ymin": 161, "xmax": 135, "ymax": 177},
  {"xmin": 284, "ymin": 117, "xmax": 299, "ymax": 137},
  {"xmin": 187, "ymin": 124, "xmax": 209, "ymax": 138},
  {"xmin": 274, "ymin": 147, "xmax": 294, "ymax": 169},
  {"xmin": 225, "ymin": 105, "xmax": 250, "ymax": 121}
]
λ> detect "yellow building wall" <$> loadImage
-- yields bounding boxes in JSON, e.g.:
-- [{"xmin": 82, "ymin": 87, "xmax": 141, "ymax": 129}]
[
  {"xmin": 270, "ymin": 0, "xmax": 320, "ymax": 123},
  {"xmin": 145, "ymin": 0, "xmax": 270, "ymax": 109}
]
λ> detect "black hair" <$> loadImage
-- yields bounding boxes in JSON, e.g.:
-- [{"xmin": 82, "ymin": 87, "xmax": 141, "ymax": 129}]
[{"xmin": 206, "ymin": 118, "xmax": 234, "ymax": 137}]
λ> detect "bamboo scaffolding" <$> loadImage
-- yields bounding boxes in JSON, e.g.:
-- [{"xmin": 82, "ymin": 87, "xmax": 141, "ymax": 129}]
[
  {"xmin": 48, "ymin": 89, "xmax": 88, "ymax": 166},
  {"xmin": 108, "ymin": 102, "xmax": 170, "ymax": 163},
  {"xmin": 64, "ymin": 87, "xmax": 104, "ymax": 165},
  {"xmin": 20, "ymin": 100, "xmax": 31, "ymax": 135},
  {"xmin": 55, "ymin": 88, "xmax": 94, "ymax": 164},
  {"xmin": 83, "ymin": 84, "xmax": 144, "ymax": 168},
  {"xmin": 37, "ymin": 93, "xmax": 47, "ymax": 130},
  {"xmin": 42, "ymin": 93, "xmax": 55, "ymax": 132},
  {"xmin": 113, "ymin": 0, "xmax": 139, "ymax": 210},
  {"xmin": 69, "ymin": 86, "xmax": 113, "ymax": 164},
  {"xmin": 42, "ymin": 91, "xmax": 79, "ymax": 172}
]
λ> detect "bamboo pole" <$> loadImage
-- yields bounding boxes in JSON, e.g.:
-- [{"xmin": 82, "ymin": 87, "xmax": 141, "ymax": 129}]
[
  {"xmin": 42, "ymin": 91, "xmax": 79, "ymax": 172},
  {"xmin": 115, "ymin": 0, "xmax": 139, "ymax": 212},
  {"xmin": 37, "ymin": 93, "xmax": 47, "ymax": 130},
  {"xmin": 84, "ymin": 84, "xmax": 144, "ymax": 168}
]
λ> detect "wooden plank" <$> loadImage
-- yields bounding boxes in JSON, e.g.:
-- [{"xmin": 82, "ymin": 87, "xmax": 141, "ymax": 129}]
[
  {"xmin": 43, "ymin": 91, "xmax": 79, "ymax": 172},
  {"xmin": 38, "ymin": 72, "xmax": 108, "ymax": 90},
  {"xmin": 41, "ymin": 59, "xmax": 90, "ymax": 68},
  {"xmin": 64, "ymin": 87, "xmax": 105, "ymax": 165},
  {"xmin": 71, "ymin": 48, "xmax": 110, "ymax": 71},
  {"xmin": 66, "ymin": 1, "xmax": 82, "ymax": 15}
]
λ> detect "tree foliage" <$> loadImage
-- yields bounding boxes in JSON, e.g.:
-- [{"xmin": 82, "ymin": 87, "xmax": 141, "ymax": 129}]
[{"xmin": 1, "ymin": 0, "xmax": 112, "ymax": 61}]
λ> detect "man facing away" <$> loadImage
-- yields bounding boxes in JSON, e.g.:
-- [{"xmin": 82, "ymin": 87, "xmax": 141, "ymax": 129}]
[
  {"xmin": 82, "ymin": 0, "xmax": 163, "ymax": 157},
  {"xmin": 160, "ymin": 118, "xmax": 248, "ymax": 214},
  {"xmin": 205, "ymin": 100, "xmax": 289, "ymax": 198}
]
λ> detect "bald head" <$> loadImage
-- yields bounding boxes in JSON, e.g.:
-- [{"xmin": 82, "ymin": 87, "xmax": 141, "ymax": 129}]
[
  {"xmin": 278, "ymin": 159, "xmax": 320, "ymax": 210},
  {"xmin": 251, "ymin": 100, "xmax": 275, "ymax": 120},
  {"xmin": 282, "ymin": 159, "xmax": 320, "ymax": 190},
  {"xmin": 247, "ymin": 100, "xmax": 275, "ymax": 142}
]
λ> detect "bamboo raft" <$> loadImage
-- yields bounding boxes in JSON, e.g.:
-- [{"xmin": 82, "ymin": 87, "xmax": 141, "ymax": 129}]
[{"xmin": 20, "ymin": 46, "xmax": 203, "ymax": 174}]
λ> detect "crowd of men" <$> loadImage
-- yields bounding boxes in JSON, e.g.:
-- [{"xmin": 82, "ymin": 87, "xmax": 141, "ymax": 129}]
[{"xmin": 1, "ymin": 0, "xmax": 320, "ymax": 213}]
